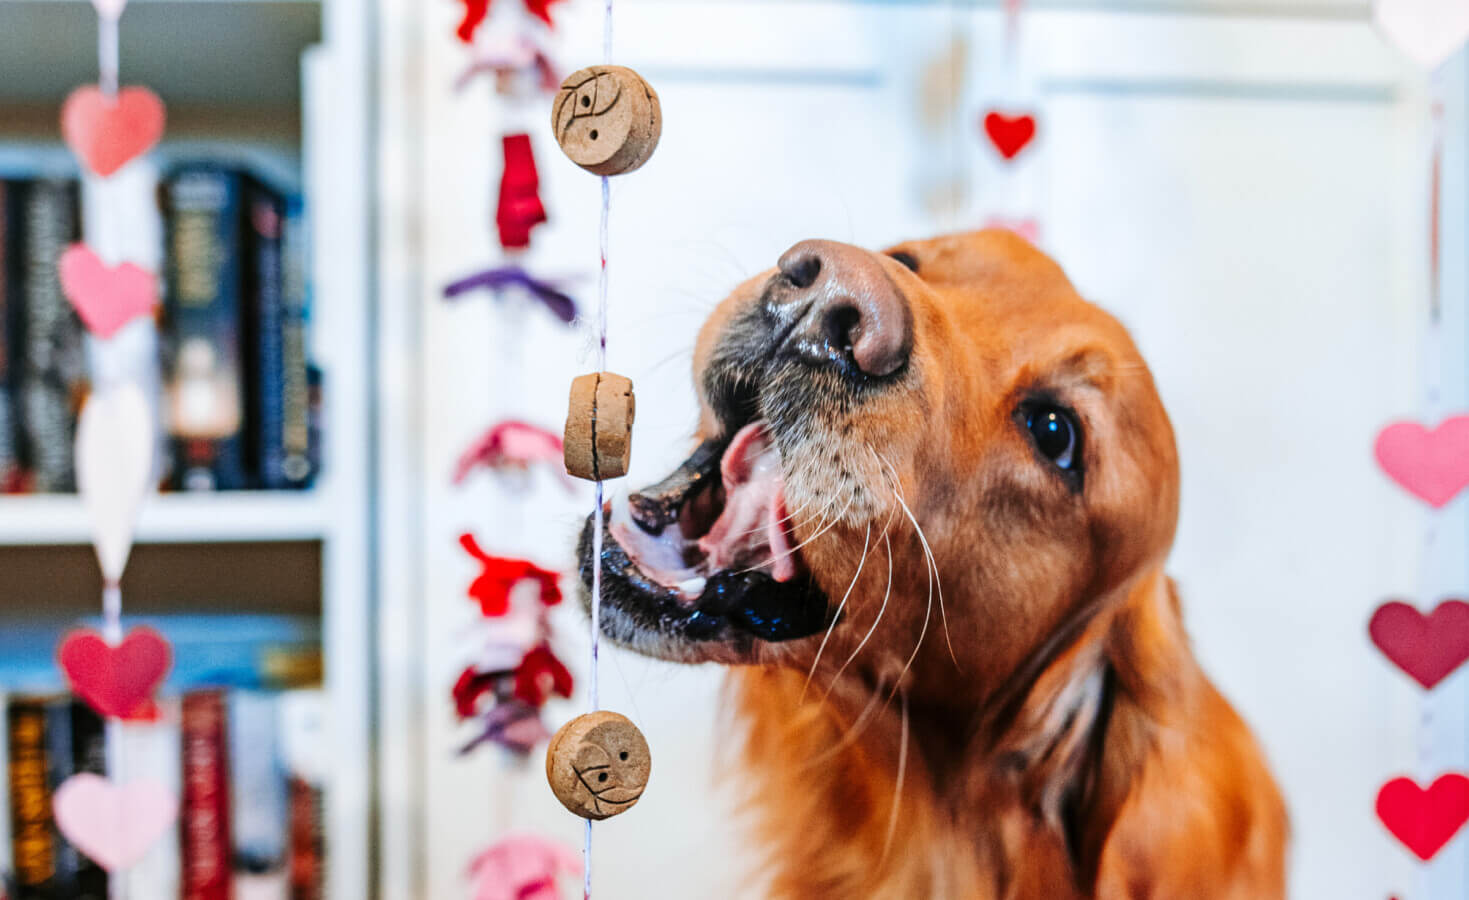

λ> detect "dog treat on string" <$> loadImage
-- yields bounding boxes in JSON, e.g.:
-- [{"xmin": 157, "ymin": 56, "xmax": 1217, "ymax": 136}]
[
  {"xmin": 545, "ymin": 711, "xmax": 651, "ymax": 820},
  {"xmin": 552, "ymin": 65, "xmax": 661, "ymax": 176},
  {"xmin": 564, "ymin": 372, "xmax": 635, "ymax": 481}
]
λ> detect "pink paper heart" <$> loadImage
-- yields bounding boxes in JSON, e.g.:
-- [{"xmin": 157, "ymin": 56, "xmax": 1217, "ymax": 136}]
[
  {"xmin": 59, "ymin": 244, "xmax": 158, "ymax": 339},
  {"xmin": 58, "ymin": 626, "xmax": 172, "ymax": 719},
  {"xmin": 1374, "ymin": 416, "xmax": 1469, "ymax": 508},
  {"xmin": 53, "ymin": 774, "xmax": 177, "ymax": 871},
  {"xmin": 1374, "ymin": 0, "xmax": 1469, "ymax": 69},
  {"xmin": 61, "ymin": 85, "xmax": 166, "ymax": 178}
]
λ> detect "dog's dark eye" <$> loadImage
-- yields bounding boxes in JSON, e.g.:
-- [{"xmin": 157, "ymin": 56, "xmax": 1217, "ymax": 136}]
[
  {"xmin": 887, "ymin": 250, "xmax": 919, "ymax": 273},
  {"xmin": 1024, "ymin": 405, "xmax": 1080, "ymax": 471}
]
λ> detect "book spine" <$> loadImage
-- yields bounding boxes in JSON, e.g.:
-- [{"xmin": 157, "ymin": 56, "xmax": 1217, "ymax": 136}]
[
  {"xmin": 18, "ymin": 180, "xmax": 82, "ymax": 494},
  {"xmin": 0, "ymin": 181, "xmax": 17, "ymax": 496},
  {"xmin": 6, "ymin": 698, "xmax": 52, "ymax": 899},
  {"xmin": 279, "ymin": 196, "xmax": 311, "ymax": 489},
  {"xmin": 53, "ymin": 702, "xmax": 105, "ymax": 900},
  {"xmin": 246, "ymin": 185, "xmax": 286, "ymax": 490},
  {"xmin": 179, "ymin": 690, "xmax": 231, "ymax": 900},
  {"xmin": 278, "ymin": 689, "xmax": 323, "ymax": 900},
  {"xmin": 164, "ymin": 168, "xmax": 247, "ymax": 491},
  {"xmin": 227, "ymin": 691, "xmax": 287, "ymax": 891}
]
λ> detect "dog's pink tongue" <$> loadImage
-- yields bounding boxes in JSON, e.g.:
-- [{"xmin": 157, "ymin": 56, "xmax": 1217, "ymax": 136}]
[{"xmin": 699, "ymin": 422, "xmax": 799, "ymax": 582}]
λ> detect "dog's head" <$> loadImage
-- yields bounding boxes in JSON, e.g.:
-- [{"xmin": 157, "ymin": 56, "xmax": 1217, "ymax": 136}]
[{"xmin": 581, "ymin": 229, "xmax": 1178, "ymax": 706}]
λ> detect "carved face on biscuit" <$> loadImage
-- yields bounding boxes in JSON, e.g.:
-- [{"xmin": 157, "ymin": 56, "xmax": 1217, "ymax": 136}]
[
  {"xmin": 551, "ymin": 65, "xmax": 662, "ymax": 176},
  {"xmin": 546, "ymin": 711, "xmax": 652, "ymax": 820}
]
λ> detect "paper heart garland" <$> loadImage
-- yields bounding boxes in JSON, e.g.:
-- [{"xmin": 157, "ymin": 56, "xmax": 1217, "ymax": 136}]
[
  {"xmin": 1369, "ymin": 600, "xmax": 1469, "ymax": 689},
  {"xmin": 1374, "ymin": 415, "xmax": 1469, "ymax": 508},
  {"xmin": 1373, "ymin": 0, "xmax": 1469, "ymax": 69},
  {"xmin": 58, "ymin": 626, "xmax": 171, "ymax": 719},
  {"xmin": 61, "ymin": 85, "xmax": 166, "ymax": 178},
  {"xmin": 982, "ymin": 111, "xmax": 1037, "ymax": 161},
  {"xmin": 59, "ymin": 244, "xmax": 158, "ymax": 339},
  {"xmin": 75, "ymin": 384, "xmax": 155, "ymax": 582},
  {"xmin": 53, "ymin": 774, "xmax": 178, "ymax": 871},
  {"xmin": 1377, "ymin": 773, "xmax": 1469, "ymax": 861}
]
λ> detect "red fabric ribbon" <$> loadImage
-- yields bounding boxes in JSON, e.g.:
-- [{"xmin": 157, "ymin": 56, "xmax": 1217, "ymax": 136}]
[
  {"xmin": 459, "ymin": 533, "xmax": 563, "ymax": 616},
  {"xmin": 497, "ymin": 133, "xmax": 547, "ymax": 250}
]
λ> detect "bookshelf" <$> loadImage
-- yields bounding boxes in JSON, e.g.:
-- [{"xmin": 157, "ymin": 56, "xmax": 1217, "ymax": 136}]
[{"xmin": 0, "ymin": 0, "xmax": 373, "ymax": 898}]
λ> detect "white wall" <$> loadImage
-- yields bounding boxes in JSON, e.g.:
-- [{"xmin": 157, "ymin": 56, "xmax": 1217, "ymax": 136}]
[{"xmin": 378, "ymin": 2, "xmax": 1467, "ymax": 897}]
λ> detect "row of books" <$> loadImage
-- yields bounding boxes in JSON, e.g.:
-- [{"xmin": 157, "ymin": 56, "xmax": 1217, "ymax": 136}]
[
  {"xmin": 0, "ymin": 688, "xmax": 324, "ymax": 900},
  {"xmin": 0, "ymin": 165, "xmax": 321, "ymax": 494}
]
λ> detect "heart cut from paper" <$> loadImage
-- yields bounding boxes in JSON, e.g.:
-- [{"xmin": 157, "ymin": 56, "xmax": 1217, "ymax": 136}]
[
  {"xmin": 1374, "ymin": 0, "xmax": 1469, "ymax": 69},
  {"xmin": 1369, "ymin": 600, "xmax": 1469, "ymax": 690},
  {"xmin": 1377, "ymin": 773, "xmax": 1469, "ymax": 861},
  {"xmin": 1374, "ymin": 416, "xmax": 1469, "ymax": 508},
  {"xmin": 982, "ymin": 111, "xmax": 1037, "ymax": 161},
  {"xmin": 76, "ymin": 384, "xmax": 155, "ymax": 582},
  {"xmin": 59, "ymin": 244, "xmax": 158, "ymax": 339},
  {"xmin": 53, "ymin": 774, "xmax": 177, "ymax": 871},
  {"xmin": 61, "ymin": 85, "xmax": 165, "ymax": 178},
  {"xmin": 58, "ymin": 626, "xmax": 171, "ymax": 719}
]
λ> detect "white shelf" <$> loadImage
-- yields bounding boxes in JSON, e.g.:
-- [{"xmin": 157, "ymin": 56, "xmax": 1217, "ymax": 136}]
[{"xmin": 0, "ymin": 492, "xmax": 329, "ymax": 545}]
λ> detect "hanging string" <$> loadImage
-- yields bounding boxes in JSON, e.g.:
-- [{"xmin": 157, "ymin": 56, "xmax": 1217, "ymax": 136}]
[
  {"xmin": 585, "ymin": 4, "xmax": 615, "ymax": 896},
  {"xmin": 98, "ymin": 11, "xmax": 120, "ymax": 101}
]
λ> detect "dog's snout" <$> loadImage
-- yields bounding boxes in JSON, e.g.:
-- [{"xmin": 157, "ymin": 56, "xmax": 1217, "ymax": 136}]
[{"xmin": 772, "ymin": 240, "xmax": 911, "ymax": 378}]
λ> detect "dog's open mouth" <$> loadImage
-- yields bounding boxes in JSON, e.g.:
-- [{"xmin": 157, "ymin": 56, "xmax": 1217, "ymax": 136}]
[{"xmin": 578, "ymin": 421, "xmax": 831, "ymax": 651}]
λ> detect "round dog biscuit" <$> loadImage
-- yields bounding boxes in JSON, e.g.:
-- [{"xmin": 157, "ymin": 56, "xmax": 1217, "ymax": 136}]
[
  {"xmin": 546, "ymin": 711, "xmax": 651, "ymax": 820},
  {"xmin": 563, "ymin": 372, "xmax": 635, "ymax": 481},
  {"xmin": 552, "ymin": 66, "xmax": 661, "ymax": 176}
]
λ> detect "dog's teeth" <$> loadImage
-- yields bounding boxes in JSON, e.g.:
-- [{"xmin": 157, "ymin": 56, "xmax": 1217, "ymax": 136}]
[{"xmin": 678, "ymin": 577, "xmax": 708, "ymax": 595}]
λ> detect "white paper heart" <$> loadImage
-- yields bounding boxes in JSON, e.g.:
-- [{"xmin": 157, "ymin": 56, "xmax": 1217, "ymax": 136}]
[
  {"xmin": 90, "ymin": 0, "xmax": 127, "ymax": 20},
  {"xmin": 1374, "ymin": 0, "xmax": 1469, "ymax": 69},
  {"xmin": 75, "ymin": 384, "xmax": 154, "ymax": 582},
  {"xmin": 53, "ymin": 773, "xmax": 177, "ymax": 871}
]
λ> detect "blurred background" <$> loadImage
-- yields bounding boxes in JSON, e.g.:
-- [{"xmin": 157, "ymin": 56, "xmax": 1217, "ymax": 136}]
[{"xmin": 0, "ymin": 0, "xmax": 1466, "ymax": 897}]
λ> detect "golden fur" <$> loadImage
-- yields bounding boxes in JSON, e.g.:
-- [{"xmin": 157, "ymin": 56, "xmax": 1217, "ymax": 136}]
[{"xmin": 676, "ymin": 230, "xmax": 1290, "ymax": 898}]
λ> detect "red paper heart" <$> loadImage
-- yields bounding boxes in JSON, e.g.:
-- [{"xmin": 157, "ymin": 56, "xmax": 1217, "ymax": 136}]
[
  {"xmin": 1377, "ymin": 773, "xmax": 1469, "ymax": 861},
  {"xmin": 58, "ymin": 244, "xmax": 158, "ymax": 339},
  {"xmin": 60, "ymin": 85, "xmax": 166, "ymax": 178},
  {"xmin": 57, "ymin": 626, "xmax": 171, "ymax": 720},
  {"xmin": 1374, "ymin": 416, "xmax": 1469, "ymax": 508},
  {"xmin": 1369, "ymin": 600, "xmax": 1469, "ymax": 689},
  {"xmin": 983, "ymin": 111, "xmax": 1037, "ymax": 161}
]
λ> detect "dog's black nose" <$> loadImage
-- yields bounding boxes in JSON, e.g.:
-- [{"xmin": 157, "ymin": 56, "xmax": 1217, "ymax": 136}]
[{"xmin": 772, "ymin": 239, "xmax": 911, "ymax": 377}]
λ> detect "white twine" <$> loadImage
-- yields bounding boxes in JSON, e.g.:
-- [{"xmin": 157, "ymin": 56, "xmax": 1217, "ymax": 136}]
[{"xmin": 585, "ymin": 3, "xmax": 615, "ymax": 897}]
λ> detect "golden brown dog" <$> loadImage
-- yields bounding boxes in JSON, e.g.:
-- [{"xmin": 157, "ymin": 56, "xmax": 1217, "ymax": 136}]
[{"xmin": 579, "ymin": 229, "xmax": 1288, "ymax": 899}]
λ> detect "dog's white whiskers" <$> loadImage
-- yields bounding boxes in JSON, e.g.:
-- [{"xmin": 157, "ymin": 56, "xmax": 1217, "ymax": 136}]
[
  {"xmin": 824, "ymin": 529, "xmax": 893, "ymax": 700},
  {"xmin": 880, "ymin": 687, "xmax": 909, "ymax": 866},
  {"xmin": 879, "ymin": 453, "xmax": 958, "ymax": 670},
  {"xmin": 737, "ymin": 487, "xmax": 855, "ymax": 577},
  {"xmin": 802, "ymin": 522, "xmax": 872, "ymax": 702}
]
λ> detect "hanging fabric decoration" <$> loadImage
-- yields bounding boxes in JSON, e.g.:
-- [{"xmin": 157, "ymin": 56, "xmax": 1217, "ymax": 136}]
[
  {"xmin": 52, "ymin": 774, "xmax": 180, "ymax": 872},
  {"xmin": 1376, "ymin": 774, "xmax": 1469, "ymax": 861},
  {"xmin": 57, "ymin": 625, "xmax": 171, "ymax": 720},
  {"xmin": 460, "ymin": 533, "xmax": 563, "ymax": 615},
  {"xmin": 456, "ymin": 35, "xmax": 563, "ymax": 94},
  {"xmin": 497, "ymin": 133, "xmax": 549, "ymax": 249},
  {"xmin": 467, "ymin": 834, "xmax": 582, "ymax": 900},
  {"xmin": 452, "ymin": 419, "xmax": 570, "ymax": 486},
  {"xmin": 443, "ymin": 264, "xmax": 578, "ymax": 324},
  {"xmin": 1369, "ymin": 600, "xmax": 1469, "ymax": 690},
  {"xmin": 457, "ymin": 0, "xmax": 568, "ymax": 44}
]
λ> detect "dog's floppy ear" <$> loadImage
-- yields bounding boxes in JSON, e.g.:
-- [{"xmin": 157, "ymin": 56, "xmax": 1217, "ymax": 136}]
[{"xmin": 994, "ymin": 571, "xmax": 1181, "ymax": 891}]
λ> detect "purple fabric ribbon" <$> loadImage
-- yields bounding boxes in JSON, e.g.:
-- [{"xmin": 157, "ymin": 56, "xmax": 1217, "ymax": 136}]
[{"xmin": 444, "ymin": 265, "xmax": 578, "ymax": 324}]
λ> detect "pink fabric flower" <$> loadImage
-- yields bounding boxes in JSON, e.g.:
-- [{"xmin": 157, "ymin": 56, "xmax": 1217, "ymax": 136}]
[{"xmin": 467, "ymin": 834, "xmax": 581, "ymax": 900}]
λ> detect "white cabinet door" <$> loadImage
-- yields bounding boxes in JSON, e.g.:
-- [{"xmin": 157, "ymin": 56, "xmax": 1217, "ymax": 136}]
[{"xmin": 377, "ymin": 2, "xmax": 1460, "ymax": 897}]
